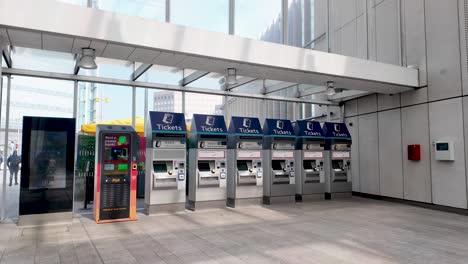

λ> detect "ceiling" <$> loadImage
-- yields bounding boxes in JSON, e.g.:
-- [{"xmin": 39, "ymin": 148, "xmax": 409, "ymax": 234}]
[{"xmin": 0, "ymin": 0, "xmax": 420, "ymax": 97}]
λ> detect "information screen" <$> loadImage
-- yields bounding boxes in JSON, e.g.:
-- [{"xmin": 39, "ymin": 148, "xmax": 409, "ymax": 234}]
[
  {"xmin": 153, "ymin": 163, "xmax": 167, "ymax": 173},
  {"xmin": 272, "ymin": 160, "xmax": 283, "ymax": 170},
  {"xmin": 100, "ymin": 133, "xmax": 132, "ymax": 220},
  {"xmin": 29, "ymin": 130, "xmax": 67, "ymax": 190},
  {"xmin": 237, "ymin": 161, "xmax": 248, "ymax": 171},
  {"xmin": 436, "ymin": 143, "xmax": 449, "ymax": 151},
  {"xmin": 198, "ymin": 162, "xmax": 211, "ymax": 171}
]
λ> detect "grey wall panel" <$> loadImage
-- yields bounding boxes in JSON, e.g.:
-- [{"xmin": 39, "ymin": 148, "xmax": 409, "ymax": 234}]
[
  {"xmin": 344, "ymin": 99, "xmax": 358, "ymax": 117},
  {"xmin": 463, "ymin": 97, "xmax": 468, "ymax": 208},
  {"xmin": 356, "ymin": 0, "xmax": 366, "ymax": 16},
  {"xmin": 376, "ymin": 0, "xmax": 400, "ymax": 65},
  {"xmin": 400, "ymin": 87, "xmax": 428, "ymax": 107},
  {"xmin": 401, "ymin": 104, "xmax": 431, "ymax": 203},
  {"xmin": 357, "ymin": 15, "xmax": 368, "ymax": 59},
  {"xmin": 340, "ymin": 0, "xmax": 357, "ymax": 27},
  {"xmin": 403, "ymin": 0, "xmax": 427, "ymax": 86},
  {"xmin": 346, "ymin": 116, "xmax": 360, "ymax": 191},
  {"xmin": 378, "ymin": 94, "xmax": 401, "ymax": 111},
  {"xmin": 425, "ymin": 0, "xmax": 463, "ymax": 101},
  {"xmin": 357, "ymin": 94, "xmax": 378, "ymax": 114},
  {"xmin": 367, "ymin": 4, "xmax": 377, "ymax": 61},
  {"xmin": 358, "ymin": 113, "xmax": 380, "ymax": 195},
  {"xmin": 378, "ymin": 109, "xmax": 404, "ymax": 198},
  {"xmin": 459, "ymin": 0, "xmax": 468, "ymax": 95},
  {"xmin": 341, "ymin": 21, "xmax": 357, "ymax": 57},
  {"xmin": 429, "ymin": 98, "xmax": 467, "ymax": 209}
]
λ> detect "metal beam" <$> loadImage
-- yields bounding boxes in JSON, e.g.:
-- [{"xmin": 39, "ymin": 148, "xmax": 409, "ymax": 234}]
[
  {"xmin": 132, "ymin": 63, "xmax": 152, "ymax": 81},
  {"xmin": 224, "ymin": 76, "xmax": 257, "ymax": 91},
  {"xmin": 329, "ymin": 90, "xmax": 372, "ymax": 101},
  {"xmin": 264, "ymin": 82, "xmax": 297, "ymax": 94},
  {"xmin": 298, "ymin": 86, "xmax": 327, "ymax": 97},
  {"xmin": 179, "ymin": 70, "xmax": 209, "ymax": 86},
  {"xmin": 1, "ymin": 67, "xmax": 338, "ymax": 106},
  {"xmin": 2, "ymin": 47, "xmax": 11, "ymax": 68}
]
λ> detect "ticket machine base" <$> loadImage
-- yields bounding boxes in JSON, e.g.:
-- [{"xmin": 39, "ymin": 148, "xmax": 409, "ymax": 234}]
[
  {"xmin": 145, "ymin": 203, "xmax": 185, "ymax": 215},
  {"xmin": 262, "ymin": 195, "xmax": 295, "ymax": 205}
]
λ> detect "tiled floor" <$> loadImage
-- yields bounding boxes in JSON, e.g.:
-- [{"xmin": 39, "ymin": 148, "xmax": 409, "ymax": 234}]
[{"xmin": 1, "ymin": 197, "xmax": 468, "ymax": 264}]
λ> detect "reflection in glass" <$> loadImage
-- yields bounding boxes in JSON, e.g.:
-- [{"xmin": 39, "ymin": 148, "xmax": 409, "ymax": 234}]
[
  {"xmin": 171, "ymin": 0, "xmax": 229, "ymax": 33},
  {"xmin": 12, "ymin": 47, "xmax": 75, "ymax": 74},
  {"xmin": 235, "ymin": 0, "xmax": 282, "ymax": 43},
  {"xmin": 94, "ymin": 0, "xmax": 166, "ymax": 21},
  {"xmin": 29, "ymin": 131, "xmax": 67, "ymax": 190}
]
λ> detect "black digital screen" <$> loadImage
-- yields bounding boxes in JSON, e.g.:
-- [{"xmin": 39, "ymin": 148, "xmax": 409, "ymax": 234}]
[
  {"xmin": 436, "ymin": 143, "xmax": 449, "ymax": 151},
  {"xmin": 153, "ymin": 163, "xmax": 167, "ymax": 173},
  {"xmin": 105, "ymin": 148, "xmax": 128, "ymax": 161},
  {"xmin": 272, "ymin": 160, "xmax": 283, "ymax": 170},
  {"xmin": 198, "ymin": 162, "xmax": 211, "ymax": 171},
  {"xmin": 303, "ymin": 161, "xmax": 313, "ymax": 170},
  {"xmin": 237, "ymin": 161, "xmax": 248, "ymax": 171}
]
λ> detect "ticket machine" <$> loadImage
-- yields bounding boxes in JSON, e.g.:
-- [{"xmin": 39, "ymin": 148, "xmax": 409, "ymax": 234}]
[
  {"xmin": 145, "ymin": 111, "xmax": 187, "ymax": 214},
  {"xmin": 227, "ymin": 116, "xmax": 264, "ymax": 208},
  {"xmin": 323, "ymin": 122, "xmax": 352, "ymax": 198},
  {"xmin": 262, "ymin": 119, "xmax": 296, "ymax": 204},
  {"xmin": 95, "ymin": 125, "xmax": 138, "ymax": 224},
  {"xmin": 294, "ymin": 120, "xmax": 326, "ymax": 201},
  {"xmin": 187, "ymin": 114, "xmax": 228, "ymax": 210}
]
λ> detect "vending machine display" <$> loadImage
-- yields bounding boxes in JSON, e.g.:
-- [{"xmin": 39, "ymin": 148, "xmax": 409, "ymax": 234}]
[
  {"xmin": 187, "ymin": 114, "xmax": 228, "ymax": 210},
  {"xmin": 323, "ymin": 122, "xmax": 352, "ymax": 198},
  {"xmin": 145, "ymin": 112, "xmax": 187, "ymax": 214},
  {"xmin": 294, "ymin": 120, "xmax": 326, "ymax": 201},
  {"xmin": 95, "ymin": 125, "xmax": 138, "ymax": 223},
  {"xmin": 227, "ymin": 116, "xmax": 264, "ymax": 207},
  {"xmin": 262, "ymin": 118, "xmax": 296, "ymax": 205}
]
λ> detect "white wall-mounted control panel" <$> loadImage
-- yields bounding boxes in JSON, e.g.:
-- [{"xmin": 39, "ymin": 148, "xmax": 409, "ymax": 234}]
[{"xmin": 434, "ymin": 140, "xmax": 455, "ymax": 161}]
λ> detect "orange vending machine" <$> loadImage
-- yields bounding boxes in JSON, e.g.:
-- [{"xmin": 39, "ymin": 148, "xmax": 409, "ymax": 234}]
[{"xmin": 94, "ymin": 125, "xmax": 138, "ymax": 223}]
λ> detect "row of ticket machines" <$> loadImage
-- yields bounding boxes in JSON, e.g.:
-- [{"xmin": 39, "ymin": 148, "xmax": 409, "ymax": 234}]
[{"xmin": 94, "ymin": 112, "xmax": 352, "ymax": 223}]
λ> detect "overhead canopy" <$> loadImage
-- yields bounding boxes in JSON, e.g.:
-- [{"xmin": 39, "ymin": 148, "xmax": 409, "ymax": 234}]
[
  {"xmin": 81, "ymin": 117, "xmax": 144, "ymax": 137},
  {"xmin": 0, "ymin": 0, "xmax": 419, "ymax": 94}
]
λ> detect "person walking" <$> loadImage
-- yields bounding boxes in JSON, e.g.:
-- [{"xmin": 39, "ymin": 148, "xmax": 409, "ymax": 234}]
[{"xmin": 7, "ymin": 150, "xmax": 21, "ymax": 186}]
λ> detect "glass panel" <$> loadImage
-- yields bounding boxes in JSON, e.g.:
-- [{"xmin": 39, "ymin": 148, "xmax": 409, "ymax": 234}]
[
  {"xmin": 1, "ymin": 76, "xmax": 74, "ymax": 220},
  {"xmin": 12, "ymin": 47, "xmax": 75, "ymax": 74},
  {"xmin": 57, "ymin": 0, "xmax": 88, "ymax": 6},
  {"xmin": 137, "ymin": 64, "xmax": 183, "ymax": 85},
  {"xmin": 171, "ymin": 0, "xmax": 229, "ymax": 33},
  {"xmin": 93, "ymin": 0, "xmax": 166, "ymax": 21},
  {"xmin": 287, "ymin": 0, "xmax": 328, "ymax": 51},
  {"xmin": 80, "ymin": 57, "xmax": 133, "ymax": 80},
  {"xmin": 235, "ymin": 0, "xmax": 283, "ymax": 43},
  {"xmin": 189, "ymin": 72, "xmax": 224, "ymax": 90},
  {"xmin": 185, "ymin": 93, "xmax": 223, "ymax": 120}
]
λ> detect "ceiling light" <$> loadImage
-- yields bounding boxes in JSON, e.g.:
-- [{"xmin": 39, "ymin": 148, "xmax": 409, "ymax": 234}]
[
  {"xmin": 326, "ymin": 81, "xmax": 335, "ymax": 96},
  {"xmin": 78, "ymin": 48, "xmax": 97, "ymax": 70},
  {"xmin": 225, "ymin": 68, "xmax": 237, "ymax": 85}
]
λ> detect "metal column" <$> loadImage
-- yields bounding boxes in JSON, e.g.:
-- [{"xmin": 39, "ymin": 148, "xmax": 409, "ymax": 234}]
[{"xmin": 1, "ymin": 75, "xmax": 11, "ymax": 221}]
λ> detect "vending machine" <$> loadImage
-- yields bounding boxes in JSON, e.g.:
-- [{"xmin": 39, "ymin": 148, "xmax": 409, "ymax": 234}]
[
  {"xmin": 294, "ymin": 120, "xmax": 326, "ymax": 201},
  {"xmin": 227, "ymin": 116, "xmax": 264, "ymax": 208},
  {"xmin": 145, "ymin": 112, "xmax": 187, "ymax": 214},
  {"xmin": 323, "ymin": 122, "xmax": 352, "ymax": 198},
  {"xmin": 262, "ymin": 118, "xmax": 296, "ymax": 205},
  {"xmin": 187, "ymin": 114, "xmax": 228, "ymax": 210},
  {"xmin": 94, "ymin": 125, "xmax": 138, "ymax": 223}
]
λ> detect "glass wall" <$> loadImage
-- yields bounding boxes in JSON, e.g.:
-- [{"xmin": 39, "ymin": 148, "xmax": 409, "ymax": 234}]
[
  {"xmin": 93, "ymin": 0, "xmax": 166, "ymax": 21},
  {"xmin": 235, "ymin": 0, "xmax": 283, "ymax": 43},
  {"xmin": 0, "ymin": 76, "xmax": 74, "ymax": 220},
  {"xmin": 171, "ymin": 0, "xmax": 229, "ymax": 33}
]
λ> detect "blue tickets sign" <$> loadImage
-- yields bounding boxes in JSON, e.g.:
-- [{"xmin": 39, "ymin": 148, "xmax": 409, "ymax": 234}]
[
  {"xmin": 192, "ymin": 114, "xmax": 227, "ymax": 134},
  {"xmin": 263, "ymin": 118, "xmax": 294, "ymax": 136},
  {"xmin": 323, "ymin": 122, "xmax": 351, "ymax": 140},
  {"xmin": 294, "ymin": 120, "xmax": 324, "ymax": 138},
  {"xmin": 149, "ymin": 111, "xmax": 187, "ymax": 133},
  {"xmin": 229, "ymin": 116, "xmax": 263, "ymax": 135}
]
